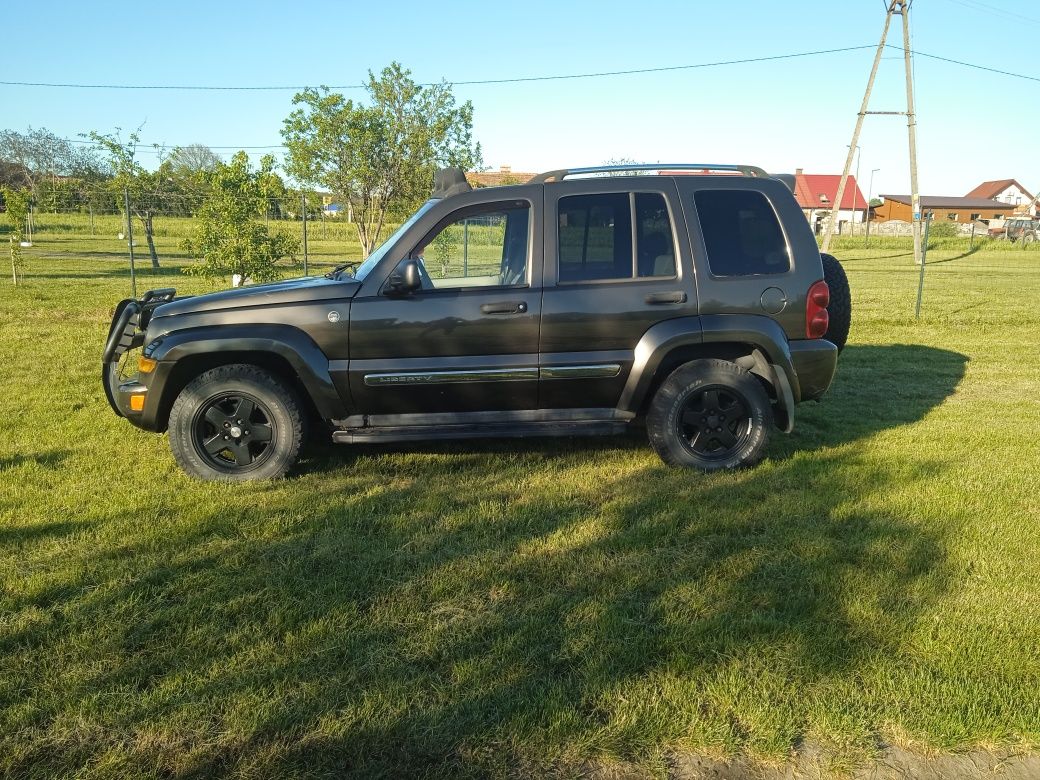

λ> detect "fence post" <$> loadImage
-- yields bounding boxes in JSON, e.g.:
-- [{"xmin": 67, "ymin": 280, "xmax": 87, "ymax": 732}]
[
  {"xmin": 124, "ymin": 186, "xmax": 137, "ymax": 299},
  {"xmin": 463, "ymin": 219, "xmax": 469, "ymax": 275},
  {"xmin": 915, "ymin": 217, "xmax": 930, "ymax": 320},
  {"xmin": 301, "ymin": 193, "xmax": 309, "ymax": 275}
]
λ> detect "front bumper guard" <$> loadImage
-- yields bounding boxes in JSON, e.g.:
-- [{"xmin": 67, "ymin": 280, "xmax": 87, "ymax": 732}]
[{"xmin": 102, "ymin": 288, "xmax": 175, "ymax": 417}]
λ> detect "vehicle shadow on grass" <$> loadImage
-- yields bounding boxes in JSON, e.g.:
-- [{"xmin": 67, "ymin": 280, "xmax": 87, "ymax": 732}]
[
  {"xmin": 2, "ymin": 345, "xmax": 970, "ymax": 778},
  {"xmin": 0, "ymin": 449, "xmax": 71, "ymax": 471}
]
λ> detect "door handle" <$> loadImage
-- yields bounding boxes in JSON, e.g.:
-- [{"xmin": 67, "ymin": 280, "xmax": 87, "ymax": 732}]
[
  {"xmin": 480, "ymin": 301, "xmax": 528, "ymax": 315},
  {"xmin": 645, "ymin": 291, "xmax": 687, "ymax": 305}
]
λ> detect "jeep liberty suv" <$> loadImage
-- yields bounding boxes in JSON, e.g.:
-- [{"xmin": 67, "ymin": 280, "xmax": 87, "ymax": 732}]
[{"xmin": 103, "ymin": 163, "xmax": 850, "ymax": 481}]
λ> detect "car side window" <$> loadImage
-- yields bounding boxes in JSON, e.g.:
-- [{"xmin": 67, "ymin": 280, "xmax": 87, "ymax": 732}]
[
  {"xmin": 414, "ymin": 204, "xmax": 530, "ymax": 289},
  {"xmin": 635, "ymin": 193, "xmax": 676, "ymax": 277},
  {"xmin": 694, "ymin": 190, "xmax": 790, "ymax": 276},
  {"xmin": 557, "ymin": 192, "xmax": 676, "ymax": 282}
]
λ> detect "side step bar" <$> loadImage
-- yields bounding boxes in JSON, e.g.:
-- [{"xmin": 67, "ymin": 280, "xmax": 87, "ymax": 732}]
[{"xmin": 332, "ymin": 420, "xmax": 627, "ymax": 445}]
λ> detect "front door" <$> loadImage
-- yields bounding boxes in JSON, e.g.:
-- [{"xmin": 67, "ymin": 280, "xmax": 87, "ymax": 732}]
[{"xmin": 347, "ymin": 197, "xmax": 541, "ymax": 415}]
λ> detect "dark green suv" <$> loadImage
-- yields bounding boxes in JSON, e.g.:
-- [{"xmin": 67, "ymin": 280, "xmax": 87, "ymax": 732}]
[{"xmin": 103, "ymin": 163, "xmax": 850, "ymax": 481}]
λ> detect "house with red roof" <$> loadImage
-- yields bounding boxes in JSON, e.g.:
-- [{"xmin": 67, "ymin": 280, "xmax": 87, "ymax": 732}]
[
  {"xmin": 792, "ymin": 169, "xmax": 868, "ymax": 233},
  {"xmin": 466, "ymin": 165, "xmax": 536, "ymax": 188},
  {"xmin": 964, "ymin": 179, "xmax": 1035, "ymax": 216}
]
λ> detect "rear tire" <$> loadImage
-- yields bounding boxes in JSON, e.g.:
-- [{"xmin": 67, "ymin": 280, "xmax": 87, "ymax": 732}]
[
  {"xmin": 646, "ymin": 359, "xmax": 771, "ymax": 471},
  {"xmin": 820, "ymin": 252, "xmax": 851, "ymax": 353},
  {"xmin": 168, "ymin": 364, "xmax": 304, "ymax": 482}
]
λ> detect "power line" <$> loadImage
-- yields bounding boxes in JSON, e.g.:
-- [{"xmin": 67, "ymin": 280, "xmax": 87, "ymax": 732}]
[
  {"xmin": 942, "ymin": 0, "xmax": 1040, "ymax": 26},
  {"xmin": 4, "ymin": 46, "xmax": 1038, "ymax": 103},
  {"xmin": 910, "ymin": 47, "xmax": 1040, "ymax": 83},
  {"xmin": 12, "ymin": 44, "xmax": 1040, "ymax": 157},
  {"xmin": 64, "ymin": 138, "xmax": 285, "ymax": 150},
  {"xmin": 49, "ymin": 48, "xmax": 1040, "ymax": 157},
  {"xmin": 0, "ymin": 45, "xmax": 878, "ymax": 91}
]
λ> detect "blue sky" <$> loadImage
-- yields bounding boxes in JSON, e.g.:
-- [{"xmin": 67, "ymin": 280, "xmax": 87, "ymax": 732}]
[{"xmin": 3, "ymin": 0, "xmax": 1037, "ymax": 198}]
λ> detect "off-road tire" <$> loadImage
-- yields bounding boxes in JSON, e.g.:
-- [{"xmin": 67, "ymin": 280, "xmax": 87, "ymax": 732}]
[
  {"xmin": 820, "ymin": 252, "xmax": 851, "ymax": 353},
  {"xmin": 169, "ymin": 364, "xmax": 303, "ymax": 482},
  {"xmin": 647, "ymin": 359, "xmax": 771, "ymax": 471}
]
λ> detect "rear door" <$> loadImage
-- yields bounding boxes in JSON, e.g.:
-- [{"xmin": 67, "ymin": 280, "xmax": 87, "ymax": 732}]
[{"xmin": 538, "ymin": 178, "xmax": 697, "ymax": 409}]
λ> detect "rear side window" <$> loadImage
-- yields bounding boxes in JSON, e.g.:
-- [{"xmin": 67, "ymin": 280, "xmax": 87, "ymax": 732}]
[
  {"xmin": 558, "ymin": 193, "xmax": 632, "ymax": 282},
  {"xmin": 694, "ymin": 190, "xmax": 790, "ymax": 276},
  {"xmin": 557, "ymin": 192, "xmax": 676, "ymax": 282},
  {"xmin": 635, "ymin": 193, "xmax": 676, "ymax": 277}
]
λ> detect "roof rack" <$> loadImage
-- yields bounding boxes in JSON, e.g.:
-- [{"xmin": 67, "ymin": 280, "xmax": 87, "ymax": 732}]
[{"xmin": 527, "ymin": 163, "xmax": 771, "ymax": 183}]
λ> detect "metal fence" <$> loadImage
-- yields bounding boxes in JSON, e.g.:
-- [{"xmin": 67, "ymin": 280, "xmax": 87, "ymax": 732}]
[{"xmin": 11, "ymin": 188, "xmax": 407, "ymax": 281}]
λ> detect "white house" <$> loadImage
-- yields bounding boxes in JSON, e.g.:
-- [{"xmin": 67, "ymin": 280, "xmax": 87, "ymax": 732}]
[{"xmin": 965, "ymin": 180, "xmax": 1036, "ymax": 215}]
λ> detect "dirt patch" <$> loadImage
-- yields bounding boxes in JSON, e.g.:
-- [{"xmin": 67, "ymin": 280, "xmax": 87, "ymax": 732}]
[{"xmin": 581, "ymin": 744, "xmax": 1040, "ymax": 779}]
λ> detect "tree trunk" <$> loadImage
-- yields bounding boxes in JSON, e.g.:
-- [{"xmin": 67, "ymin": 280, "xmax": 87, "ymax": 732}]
[
  {"xmin": 10, "ymin": 238, "xmax": 17, "ymax": 286},
  {"xmin": 355, "ymin": 220, "xmax": 371, "ymax": 258},
  {"xmin": 140, "ymin": 212, "xmax": 160, "ymax": 269}
]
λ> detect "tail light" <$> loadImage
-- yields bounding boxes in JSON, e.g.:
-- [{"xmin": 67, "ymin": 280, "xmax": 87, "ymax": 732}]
[{"xmin": 806, "ymin": 280, "xmax": 830, "ymax": 339}]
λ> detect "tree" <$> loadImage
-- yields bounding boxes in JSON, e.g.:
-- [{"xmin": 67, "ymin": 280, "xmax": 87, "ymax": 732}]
[
  {"xmin": 281, "ymin": 62, "xmax": 481, "ymax": 257},
  {"xmin": 168, "ymin": 144, "xmax": 222, "ymax": 177},
  {"xmin": 0, "ymin": 127, "xmax": 104, "ymax": 197},
  {"xmin": 87, "ymin": 128, "xmax": 176, "ymax": 269},
  {"xmin": 0, "ymin": 160, "xmax": 30, "ymax": 191},
  {"xmin": 182, "ymin": 152, "xmax": 299, "ymax": 283},
  {"xmin": 603, "ymin": 157, "xmax": 647, "ymax": 176},
  {"xmin": 1, "ymin": 186, "xmax": 30, "ymax": 285}
]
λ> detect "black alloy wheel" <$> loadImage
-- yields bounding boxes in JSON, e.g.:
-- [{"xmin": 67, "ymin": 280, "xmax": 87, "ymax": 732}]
[
  {"xmin": 676, "ymin": 384, "xmax": 753, "ymax": 460},
  {"xmin": 192, "ymin": 393, "xmax": 276, "ymax": 471},
  {"xmin": 168, "ymin": 364, "xmax": 303, "ymax": 481},
  {"xmin": 646, "ymin": 358, "xmax": 770, "ymax": 471}
]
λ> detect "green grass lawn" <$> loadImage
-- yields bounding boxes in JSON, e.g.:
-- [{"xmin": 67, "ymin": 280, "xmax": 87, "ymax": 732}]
[{"xmin": 1, "ymin": 235, "xmax": 1038, "ymax": 777}]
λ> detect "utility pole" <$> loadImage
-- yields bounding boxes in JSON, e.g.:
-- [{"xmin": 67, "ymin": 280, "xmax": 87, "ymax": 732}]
[
  {"xmin": 866, "ymin": 167, "xmax": 880, "ymax": 247},
  {"xmin": 901, "ymin": 0, "xmax": 922, "ymax": 266},
  {"xmin": 848, "ymin": 144, "xmax": 861, "ymax": 236},
  {"xmin": 823, "ymin": 1, "xmax": 922, "ymax": 267},
  {"xmin": 821, "ymin": 7, "xmax": 892, "ymax": 254},
  {"xmin": 915, "ymin": 214, "xmax": 930, "ymax": 319}
]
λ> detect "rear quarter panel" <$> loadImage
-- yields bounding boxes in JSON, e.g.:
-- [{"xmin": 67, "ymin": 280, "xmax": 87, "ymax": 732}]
[{"xmin": 676, "ymin": 176, "xmax": 823, "ymax": 341}]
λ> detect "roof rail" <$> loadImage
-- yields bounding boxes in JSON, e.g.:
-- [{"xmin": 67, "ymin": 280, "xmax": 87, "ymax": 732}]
[{"xmin": 527, "ymin": 163, "xmax": 771, "ymax": 183}]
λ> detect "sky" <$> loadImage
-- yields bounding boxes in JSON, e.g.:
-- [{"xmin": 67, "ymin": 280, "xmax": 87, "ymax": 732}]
[{"xmin": 3, "ymin": 0, "xmax": 1038, "ymax": 199}]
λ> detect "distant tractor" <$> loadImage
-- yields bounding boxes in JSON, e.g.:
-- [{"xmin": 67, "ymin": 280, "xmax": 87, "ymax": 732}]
[{"xmin": 1003, "ymin": 216, "xmax": 1040, "ymax": 243}]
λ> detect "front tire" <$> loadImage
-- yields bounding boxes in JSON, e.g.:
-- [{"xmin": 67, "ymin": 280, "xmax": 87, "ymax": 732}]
[
  {"xmin": 168, "ymin": 364, "xmax": 303, "ymax": 481},
  {"xmin": 646, "ymin": 359, "xmax": 771, "ymax": 471}
]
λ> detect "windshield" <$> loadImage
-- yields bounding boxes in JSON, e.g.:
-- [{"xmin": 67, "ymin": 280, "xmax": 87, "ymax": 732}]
[{"xmin": 352, "ymin": 200, "xmax": 438, "ymax": 282}]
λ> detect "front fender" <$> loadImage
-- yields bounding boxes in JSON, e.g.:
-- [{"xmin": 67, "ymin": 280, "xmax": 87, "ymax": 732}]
[{"xmin": 147, "ymin": 324, "xmax": 346, "ymax": 426}]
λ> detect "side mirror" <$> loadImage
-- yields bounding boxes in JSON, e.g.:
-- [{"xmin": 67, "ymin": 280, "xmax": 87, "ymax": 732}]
[{"xmin": 385, "ymin": 259, "xmax": 422, "ymax": 295}]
